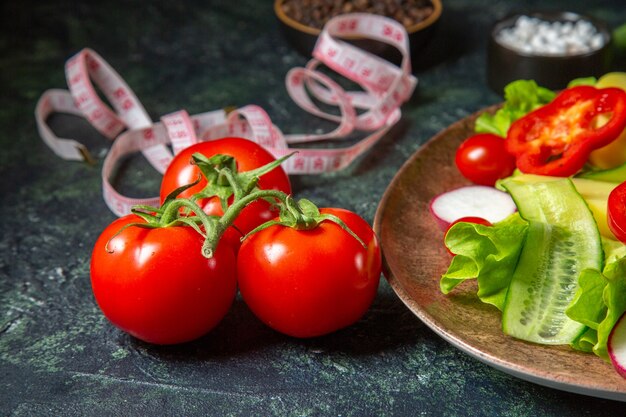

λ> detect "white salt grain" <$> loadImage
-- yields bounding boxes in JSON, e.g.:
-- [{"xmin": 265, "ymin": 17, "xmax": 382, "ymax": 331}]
[{"xmin": 496, "ymin": 16, "xmax": 606, "ymax": 56}]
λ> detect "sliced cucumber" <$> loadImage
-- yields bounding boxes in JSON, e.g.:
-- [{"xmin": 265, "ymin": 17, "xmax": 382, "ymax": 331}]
[
  {"xmin": 571, "ymin": 177, "xmax": 620, "ymax": 200},
  {"xmin": 500, "ymin": 177, "xmax": 603, "ymax": 345},
  {"xmin": 579, "ymin": 162, "xmax": 626, "ymax": 183}
]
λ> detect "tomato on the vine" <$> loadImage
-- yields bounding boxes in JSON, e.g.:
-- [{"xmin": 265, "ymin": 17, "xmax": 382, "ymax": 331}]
[
  {"xmin": 90, "ymin": 214, "xmax": 237, "ymax": 345},
  {"xmin": 608, "ymin": 181, "xmax": 626, "ymax": 244},
  {"xmin": 237, "ymin": 208, "xmax": 381, "ymax": 338},
  {"xmin": 160, "ymin": 137, "xmax": 291, "ymax": 241},
  {"xmin": 455, "ymin": 133, "xmax": 516, "ymax": 186}
]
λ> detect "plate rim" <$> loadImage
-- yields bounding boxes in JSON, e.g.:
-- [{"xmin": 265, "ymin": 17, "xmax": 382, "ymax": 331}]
[{"xmin": 373, "ymin": 106, "xmax": 626, "ymax": 402}]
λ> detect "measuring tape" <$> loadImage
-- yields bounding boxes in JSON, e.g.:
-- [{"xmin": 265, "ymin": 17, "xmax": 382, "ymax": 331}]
[{"xmin": 35, "ymin": 13, "xmax": 418, "ymax": 217}]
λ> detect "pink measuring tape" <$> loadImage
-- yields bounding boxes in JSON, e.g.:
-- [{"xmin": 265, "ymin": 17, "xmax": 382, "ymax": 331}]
[{"xmin": 35, "ymin": 13, "xmax": 417, "ymax": 217}]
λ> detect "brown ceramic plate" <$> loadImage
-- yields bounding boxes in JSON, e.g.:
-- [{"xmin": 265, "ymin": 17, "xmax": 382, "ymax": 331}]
[{"xmin": 373, "ymin": 105, "xmax": 626, "ymax": 401}]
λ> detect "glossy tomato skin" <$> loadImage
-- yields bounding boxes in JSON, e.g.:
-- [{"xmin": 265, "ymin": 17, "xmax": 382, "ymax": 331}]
[
  {"xmin": 447, "ymin": 216, "xmax": 492, "ymax": 230},
  {"xmin": 608, "ymin": 182, "xmax": 626, "ymax": 244},
  {"xmin": 90, "ymin": 215, "xmax": 237, "ymax": 345},
  {"xmin": 160, "ymin": 137, "xmax": 291, "ymax": 243},
  {"xmin": 455, "ymin": 133, "xmax": 516, "ymax": 186},
  {"xmin": 237, "ymin": 208, "xmax": 382, "ymax": 338}
]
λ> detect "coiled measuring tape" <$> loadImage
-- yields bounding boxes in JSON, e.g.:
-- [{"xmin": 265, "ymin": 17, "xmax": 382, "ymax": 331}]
[{"xmin": 35, "ymin": 13, "xmax": 417, "ymax": 217}]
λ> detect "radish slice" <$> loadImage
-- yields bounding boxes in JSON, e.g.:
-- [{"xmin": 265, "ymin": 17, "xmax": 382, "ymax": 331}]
[
  {"xmin": 608, "ymin": 312, "xmax": 626, "ymax": 379},
  {"xmin": 429, "ymin": 186, "xmax": 517, "ymax": 230}
]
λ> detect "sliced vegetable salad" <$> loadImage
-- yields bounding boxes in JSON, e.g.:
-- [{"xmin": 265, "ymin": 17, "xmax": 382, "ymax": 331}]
[{"xmin": 432, "ymin": 72, "xmax": 626, "ymax": 377}]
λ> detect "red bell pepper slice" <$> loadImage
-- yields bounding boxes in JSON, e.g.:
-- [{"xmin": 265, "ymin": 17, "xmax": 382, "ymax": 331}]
[{"xmin": 505, "ymin": 86, "xmax": 626, "ymax": 177}]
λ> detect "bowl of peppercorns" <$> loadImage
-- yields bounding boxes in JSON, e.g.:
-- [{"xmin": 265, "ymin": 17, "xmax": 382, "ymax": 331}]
[
  {"xmin": 487, "ymin": 11, "xmax": 613, "ymax": 93},
  {"xmin": 274, "ymin": 0, "xmax": 442, "ymax": 67}
]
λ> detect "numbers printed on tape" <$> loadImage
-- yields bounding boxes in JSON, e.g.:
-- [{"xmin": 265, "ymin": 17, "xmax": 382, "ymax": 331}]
[{"xmin": 35, "ymin": 13, "xmax": 417, "ymax": 217}]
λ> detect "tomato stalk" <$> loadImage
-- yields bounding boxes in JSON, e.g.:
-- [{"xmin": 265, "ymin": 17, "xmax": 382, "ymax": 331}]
[
  {"xmin": 191, "ymin": 152, "xmax": 293, "ymax": 212},
  {"xmin": 110, "ymin": 151, "xmax": 365, "ymax": 260},
  {"xmin": 211, "ymin": 188, "xmax": 287, "ymax": 249},
  {"xmin": 105, "ymin": 153, "xmax": 291, "ymax": 259},
  {"xmin": 189, "ymin": 151, "xmax": 366, "ymax": 249},
  {"xmin": 112, "ymin": 197, "xmax": 221, "ymax": 258},
  {"xmin": 238, "ymin": 194, "xmax": 367, "ymax": 248}
]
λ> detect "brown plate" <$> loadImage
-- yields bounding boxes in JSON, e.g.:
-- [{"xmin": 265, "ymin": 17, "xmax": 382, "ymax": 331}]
[{"xmin": 373, "ymin": 105, "xmax": 626, "ymax": 401}]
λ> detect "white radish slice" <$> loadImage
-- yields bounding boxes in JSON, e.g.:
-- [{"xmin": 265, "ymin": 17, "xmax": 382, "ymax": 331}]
[
  {"xmin": 608, "ymin": 312, "xmax": 626, "ymax": 379},
  {"xmin": 429, "ymin": 185, "xmax": 517, "ymax": 230}
]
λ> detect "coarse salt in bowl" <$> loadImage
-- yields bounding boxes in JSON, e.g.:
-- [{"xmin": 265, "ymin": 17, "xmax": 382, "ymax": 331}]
[
  {"xmin": 496, "ymin": 15, "xmax": 605, "ymax": 56},
  {"xmin": 487, "ymin": 11, "xmax": 613, "ymax": 93}
]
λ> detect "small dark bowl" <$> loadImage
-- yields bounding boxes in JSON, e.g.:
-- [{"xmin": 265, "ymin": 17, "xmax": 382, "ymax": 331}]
[
  {"xmin": 274, "ymin": 0, "xmax": 442, "ymax": 69},
  {"xmin": 487, "ymin": 11, "xmax": 613, "ymax": 94}
]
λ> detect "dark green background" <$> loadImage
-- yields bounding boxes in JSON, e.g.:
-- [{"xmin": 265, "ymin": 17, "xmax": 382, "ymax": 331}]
[{"xmin": 2, "ymin": 1, "xmax": 626, "ymax": 415}]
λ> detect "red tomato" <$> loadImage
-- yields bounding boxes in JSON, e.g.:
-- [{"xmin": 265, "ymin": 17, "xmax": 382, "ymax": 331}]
[
  {"xmin": 160, "ymin": 137, "xmax": 292, "ymax": 244},
  {"xmin": 455, "ymin": 133, "xmax": 516, "ymax": 186},
  {"xmin": 237, "ymin": 208, "xmax": 382, "ymax": 338},
  {"xmin": 90, "ymin": 215, "xmax": 237, "ymax": 345},
  {"xmin": 608, "ymin": 182, "xmax": 626, "ymax": 244},
  {"xmin": 444, "ymin": 217, "xmax": 492, "ymax": 256},
  {"xmin": 447, "ymin": 216, "xmax": 492, "ymax": 230}
]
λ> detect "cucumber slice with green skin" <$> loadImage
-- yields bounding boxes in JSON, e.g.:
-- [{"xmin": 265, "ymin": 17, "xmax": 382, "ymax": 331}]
[
  {"xmin": 500, "ymin": 177, "xmax": 603, "ymax": 345},
  {"xmin": 579, "ymin": 161, "xmax": 626, "ymax": 183}
]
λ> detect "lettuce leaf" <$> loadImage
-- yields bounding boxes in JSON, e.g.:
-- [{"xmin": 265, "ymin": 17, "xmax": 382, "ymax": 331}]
[
  {"xmin": 567, "ymin": 77, "xmax": 597, "ymax": 88},
  {"xmin": 441, "ymin": 213, "xmax": 528, "ymax": 311},
  {"xmin": 566, "ymin": 239, "xmax": 626, "ymax": 361},
  {"xmin": 475, "ymin": 80, "xmax": 556, "ymax": 137},
  {"xmin": 571, "ymin": 327, "xmax": 597, "ymax": 353}
]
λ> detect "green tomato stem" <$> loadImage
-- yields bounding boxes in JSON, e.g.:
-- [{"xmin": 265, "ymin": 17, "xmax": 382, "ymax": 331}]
[
  {"xmin": 217, "ymin": 189, "xmax": 288, "ymax": 231},
  {"xmin": 122, "ymin": 151, "xmax": 365, "ymax": 261},
  {"xmin": 219, "ymin": 167, "xmax": 246, "ymax": 201}
]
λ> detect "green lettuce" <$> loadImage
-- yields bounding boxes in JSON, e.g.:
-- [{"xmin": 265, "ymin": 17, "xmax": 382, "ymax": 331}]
[
  {"xmin": 567, "ymin": 77, "xmax": 597, "ymax": 88},
  {"xmin": 475, "ymin": 80, "xmax": 556, "ymax": 137},
  {"xmin": 441, "ymin": 213, "xmax": 528, "ymax": 311},
  {"xmin": 567, "ymin": 239, "xmax": 626, "ymax": 361},
  {"xmin": 571, "ymin": 327, "xmax": 598, "ymax": 353}
]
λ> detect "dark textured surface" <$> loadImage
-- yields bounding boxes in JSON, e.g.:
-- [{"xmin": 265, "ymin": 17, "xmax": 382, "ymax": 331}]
[{"xmin": 1, "ymin": 1, "xmax": 626, "ymax": 416}]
